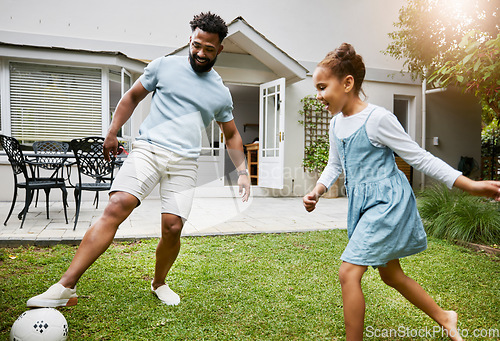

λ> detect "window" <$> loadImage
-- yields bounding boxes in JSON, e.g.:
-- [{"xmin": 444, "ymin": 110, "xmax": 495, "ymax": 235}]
[
  {"xmin": 9, "ymin": 62, "xmax": 102, "ymax": 144},
  {"xmin": 109, "ymin": 68, "xmax": 132, "ymax": 148},
  {"xmin": 200, "ymin": 120, "xmax": 221, "ymax": 156},
  {"xmin": 0, "ymin": 71, "xmax": 2, "ymax": 133},
  {"xmin": 121, "ymin": 69, "xmax": 132, "ymax": 137},
  {"xmin": 0, "ymin": 61, "xmax": 3, "ymax": 133}
]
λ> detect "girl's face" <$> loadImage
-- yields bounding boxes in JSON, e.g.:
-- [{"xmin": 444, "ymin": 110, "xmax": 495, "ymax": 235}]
[{"xmin": 313, "ymin": 66, "xmax": 351, "ymax": 114}]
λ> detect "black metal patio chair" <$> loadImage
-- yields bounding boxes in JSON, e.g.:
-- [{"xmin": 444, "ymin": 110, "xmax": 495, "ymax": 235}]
[
  {"xmin": 69, "ymin": 137, "xmax": 116, "ymax": 230},
  {"xmin": 32, "ymin": 140, "xmax": 70, "ymax": 208},
  {"xmin": 0, "ymin": 134, "xmax": 68, "ymax": 228}
]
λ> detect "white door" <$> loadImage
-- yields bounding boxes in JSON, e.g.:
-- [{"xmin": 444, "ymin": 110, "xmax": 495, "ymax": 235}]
[{"xmin": 258, "ymin": 78, "xmax": 285, "ymax": 189}]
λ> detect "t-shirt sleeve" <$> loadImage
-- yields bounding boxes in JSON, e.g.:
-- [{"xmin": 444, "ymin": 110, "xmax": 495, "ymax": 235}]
[
  {"xmin": 372, "ymin": 110, "xmax": 462, "ymax": 189},
  {"xmin": 139, "ymin": 57, "xmax": 163, "ymax": 92},
  {"xmin": 215, "ymin": 90, "xmax": 234, "ymax": 123}
]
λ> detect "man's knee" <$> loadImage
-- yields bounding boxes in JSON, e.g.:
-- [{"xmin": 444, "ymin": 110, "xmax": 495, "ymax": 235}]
[
  {"xmin": 103, "ymin": 192, "xmax": 138, "ymax": 219},
  {"xmin": 160, "ymin": 214, "xmax": 183, "ymax": 239}
]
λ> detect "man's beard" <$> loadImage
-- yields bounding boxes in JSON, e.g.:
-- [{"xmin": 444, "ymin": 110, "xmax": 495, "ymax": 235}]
[{"xmin": 189, "ymin": 50, "xmax": 217, "ymax": 73}]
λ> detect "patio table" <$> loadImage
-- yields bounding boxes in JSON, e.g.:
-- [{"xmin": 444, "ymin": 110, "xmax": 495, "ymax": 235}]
[
  {"xmin": 16, "ymin": 153, "xmax": 126, "ymax": 220},
  {"xmin": 22, "ymin": 152, "xmax": 126, "ymax": 185}
]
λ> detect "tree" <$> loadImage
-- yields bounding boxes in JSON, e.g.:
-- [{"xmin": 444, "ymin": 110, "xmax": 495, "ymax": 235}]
[
  {"xmin": 429, "ymin": 31, "xmax": 499, "ymax": 118},
  {"xmin": 385, "ymin": 0, "xmax": 499, "ymax": 118}
]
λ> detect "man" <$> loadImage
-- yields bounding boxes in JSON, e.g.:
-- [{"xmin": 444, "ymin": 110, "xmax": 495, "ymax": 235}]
[{"xmin": 27, "ymin": 12, "xmax": 250, "ymax": 307}]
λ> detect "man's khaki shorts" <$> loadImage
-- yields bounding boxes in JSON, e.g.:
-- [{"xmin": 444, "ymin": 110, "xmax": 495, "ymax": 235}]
[{"xmin": 110, "ymin": 140, "xmax": 198, "ymax": 220}]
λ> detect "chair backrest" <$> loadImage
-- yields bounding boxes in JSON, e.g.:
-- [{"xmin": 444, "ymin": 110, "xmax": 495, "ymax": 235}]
[
  {"xmin": 0, "ymin": 134, "xmax": 28, "ymax": 177},
  {"xmin": 33, "ymin": 140, "xmax": 70, "ymax": 170},
  {"xmin": 70, "ymin": 137, "xmax": 115, "ymax": 180}
]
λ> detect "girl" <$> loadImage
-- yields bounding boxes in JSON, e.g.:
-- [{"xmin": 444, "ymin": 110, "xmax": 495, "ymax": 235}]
[{"xmin": 303, "ymin": 43, "xmax": 500, "ymax": 341}]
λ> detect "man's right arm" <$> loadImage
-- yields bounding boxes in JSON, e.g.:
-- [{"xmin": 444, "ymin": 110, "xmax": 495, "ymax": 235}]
[{"xmin": 103, "ymin": 80, "xmax": 150, "ymax": 160}]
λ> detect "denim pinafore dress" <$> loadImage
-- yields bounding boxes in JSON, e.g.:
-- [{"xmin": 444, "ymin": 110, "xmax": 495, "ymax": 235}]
[{"xmin": 334, "ymin": 108, "xmax": 427, "ymax": 267}]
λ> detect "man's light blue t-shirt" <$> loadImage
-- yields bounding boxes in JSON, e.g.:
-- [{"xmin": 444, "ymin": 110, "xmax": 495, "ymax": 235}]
[{"xmin": 137, "ymin": 55, "xmax": 234, "ymax": 158}]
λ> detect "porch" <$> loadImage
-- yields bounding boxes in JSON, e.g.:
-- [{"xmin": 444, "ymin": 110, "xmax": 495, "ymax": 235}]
[{"xmin": 0, "ymin": 195, "xmax": 348, "ymax": 247}]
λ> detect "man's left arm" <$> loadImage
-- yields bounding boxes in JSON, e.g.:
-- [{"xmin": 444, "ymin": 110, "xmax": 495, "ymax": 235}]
[{"xmin": 218, "ymin": 119, "xmax": 250, "ymax": 202}]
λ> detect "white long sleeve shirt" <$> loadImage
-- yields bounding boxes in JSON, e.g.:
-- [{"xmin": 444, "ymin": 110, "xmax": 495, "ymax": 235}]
[{"xmin": 317, "ymin": 104, "xmax": 462, "ymax": 190}]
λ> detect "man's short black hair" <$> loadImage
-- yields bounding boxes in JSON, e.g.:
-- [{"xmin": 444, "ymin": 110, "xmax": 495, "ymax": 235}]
[{"xmin": 190, "ymin": 12, "xmax": 228, "ymax": 43}]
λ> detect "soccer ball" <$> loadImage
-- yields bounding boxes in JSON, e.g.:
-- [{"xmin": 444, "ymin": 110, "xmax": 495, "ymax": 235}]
[{"xmin": 10, "ymin": 308, "xmax": 68, "ymax": 341}]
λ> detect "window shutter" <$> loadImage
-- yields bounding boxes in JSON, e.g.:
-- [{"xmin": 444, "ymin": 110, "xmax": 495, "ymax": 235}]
[{"xmin": 9, "ymin": 62, "xmax": 102, "ymax": 142}]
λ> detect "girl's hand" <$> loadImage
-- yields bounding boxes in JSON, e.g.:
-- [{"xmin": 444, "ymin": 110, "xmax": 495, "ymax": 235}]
[
  {"xmin": 303, "ymin": 191, "xmax": 320, "ymax": 212},
  {"xmin": 469, "ymin": 180, "xmax": 500, "ymax": 201},
  {"xmin": 454, "ymin": 175, "xmax": 500, "ymax": 201}
]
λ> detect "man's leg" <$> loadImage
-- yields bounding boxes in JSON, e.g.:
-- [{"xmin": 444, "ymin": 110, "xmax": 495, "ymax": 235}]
[
  {"xmin": 27, "ymin": 191, "xmax": 138, "ymax": 307},
  {"xmin": 59, "ymin": 191, "xmax": 139, "ymax": 288},
  {"xmin": 149, "ymin": 213, "xmax": 184, "ymax": 305},
  {"xmin": 152, "ymin": 213, "xmax": 184, "ymax": 289},
  {"xmin": 150, "ymin": 151, "xmax": 197, "ymax": 305}
]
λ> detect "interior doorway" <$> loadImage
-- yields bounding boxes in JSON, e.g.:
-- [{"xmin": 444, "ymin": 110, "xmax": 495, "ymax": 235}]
[
  {"xmin": 394, "ymin": 95, "xmax": 412, "ymax": 133},
  {"xmin": 224, "ymin": 84, "xmax": 259, "ymax": 186}
]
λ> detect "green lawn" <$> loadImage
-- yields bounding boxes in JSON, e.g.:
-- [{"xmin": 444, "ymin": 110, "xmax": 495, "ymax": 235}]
[{"xmin": 1, "ymin": 230, "xmax": 499, "ymax": 340}]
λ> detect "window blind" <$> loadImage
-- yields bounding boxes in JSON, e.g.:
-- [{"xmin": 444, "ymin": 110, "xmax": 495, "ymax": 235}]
[
  {"xmin": 0, "ymin": 83, "xmax": 2, "ymax": 132},
  {"xmin": 9, "ymin": 62, "xmax": 102, "ymax": 142}
]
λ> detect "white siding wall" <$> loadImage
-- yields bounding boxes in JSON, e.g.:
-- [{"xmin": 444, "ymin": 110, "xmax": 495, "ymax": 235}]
[{"xmin": 426, "ymin": 89, "xmax": 482, "ymax": 182}]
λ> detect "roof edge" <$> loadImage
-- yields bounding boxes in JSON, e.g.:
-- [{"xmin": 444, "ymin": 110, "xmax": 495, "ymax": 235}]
[
  {"xmin": 0, "ymin": 41, "xmax": 147, "ymax": 65},
  {"xmin": 226, "ymin": 17, "xmax": 308, "ymax": 74}
]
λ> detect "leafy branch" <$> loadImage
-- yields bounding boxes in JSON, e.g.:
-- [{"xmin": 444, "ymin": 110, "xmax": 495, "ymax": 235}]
[{"xmin": 429, "ymin": 31, "xmax": 500, "ymax": 118}]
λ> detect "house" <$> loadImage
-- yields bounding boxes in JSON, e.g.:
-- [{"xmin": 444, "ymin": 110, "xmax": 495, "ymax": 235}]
[{"xmin": 0, "ymin": 1, "xmax": 482, "ymax": 202}]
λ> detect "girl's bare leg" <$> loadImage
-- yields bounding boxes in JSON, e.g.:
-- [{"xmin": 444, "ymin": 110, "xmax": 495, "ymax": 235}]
[
  {"xmin": 378, "ymin": 259, "xmax": 462, "ymax": 341},
  {"xmin": 338, "ymin": 261, "xmax": 368, "ymax": 341}
]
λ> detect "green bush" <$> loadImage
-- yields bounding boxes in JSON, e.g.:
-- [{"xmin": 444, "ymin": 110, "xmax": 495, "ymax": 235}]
[
  {"xmin": 481, "ymin": 119, "xmax": 500, "ymax": 180},
  {"xmin": 481, "ymin": 118, "xmax": 500, "ymax": 157},
  {"xmin": 418, "ymin": 184, "xmax": 500, "ymax": 245}
]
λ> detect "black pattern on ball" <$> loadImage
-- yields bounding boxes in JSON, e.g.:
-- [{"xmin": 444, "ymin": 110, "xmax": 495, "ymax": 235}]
[{"xmin": 33, "ymin": 320, "xmax": 49, "ymax": 333}]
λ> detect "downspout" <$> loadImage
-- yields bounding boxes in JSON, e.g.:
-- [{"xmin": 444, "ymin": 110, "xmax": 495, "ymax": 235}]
[{"xmin": 421, "ymin": 76, "xmax": 426, "ymax": 190}]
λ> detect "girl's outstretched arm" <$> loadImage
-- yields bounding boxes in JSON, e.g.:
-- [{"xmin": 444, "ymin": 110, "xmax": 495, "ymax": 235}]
[{"xmin": 453, "ymin": 175, "xmax": 500, "ymax": 201}]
